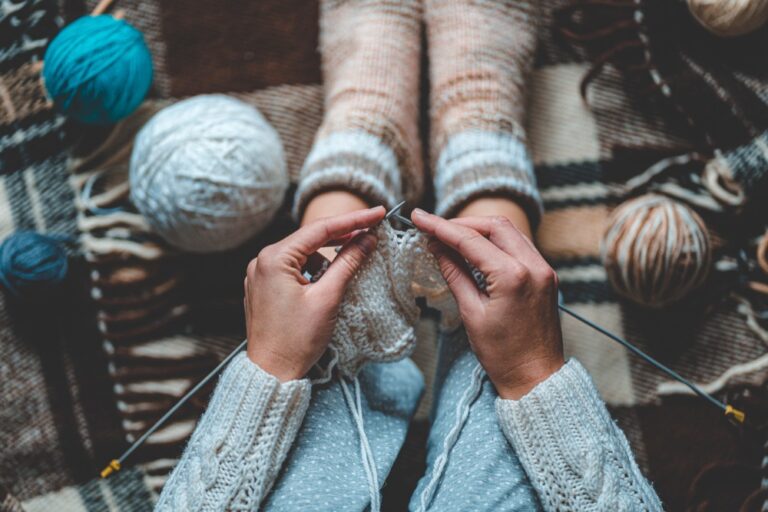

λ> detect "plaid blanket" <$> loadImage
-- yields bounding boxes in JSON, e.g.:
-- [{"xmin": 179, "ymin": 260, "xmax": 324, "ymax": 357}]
[{"xmin": 1, "ymin": 0, "xmax": 767, "ymax": 510}]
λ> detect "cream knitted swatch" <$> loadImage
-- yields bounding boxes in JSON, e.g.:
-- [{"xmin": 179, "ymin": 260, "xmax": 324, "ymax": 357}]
[
  {"xmin": 293, "ymin": 0, "xmax": 424, "ymax": 219},
  {"xmin": 326, "ymin": 222, "xmax": 459, "ymax": 378},
  {"xmin": 426, "ymin": 0, "xmax": 543, "ymax": 223}
]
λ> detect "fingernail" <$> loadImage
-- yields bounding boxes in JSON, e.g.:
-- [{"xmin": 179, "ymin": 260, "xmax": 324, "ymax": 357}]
[
  {"xmin": 412, "ymin": 208, "xmax": 427, "ymax": 217},
  {"xmin": 355, "ymin": 233, "xmax": 377, "ymax": 255}
]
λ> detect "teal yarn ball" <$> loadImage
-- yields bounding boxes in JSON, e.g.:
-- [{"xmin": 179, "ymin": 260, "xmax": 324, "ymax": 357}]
[
  {"xmin": 43, "ymin": 15, "xmax": 153, "ymax": 125},
  {"xmin": 0, "ymin": 232, "xmax": 68, "ymax": 301}
]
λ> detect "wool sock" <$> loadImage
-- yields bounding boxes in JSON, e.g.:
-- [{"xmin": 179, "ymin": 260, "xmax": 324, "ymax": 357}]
[
  {"xmin": 293, "ymin": 0, "xmax": 424, "ymax": 220},
  {"xmin": 426, "ymin": 0, "xmax": 543, "ymax": 225}
]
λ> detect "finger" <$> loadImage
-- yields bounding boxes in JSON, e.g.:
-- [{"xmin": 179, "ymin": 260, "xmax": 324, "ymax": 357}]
[
  {"xmin": 310, "ymin": 232, "xmax": 378, "ymax": 302},
  {"xmin": 411, "ymin": 209, "xmax": 508, "ymax": 274},
  {"xmin": 450, "ymin": 216, "xmax": 543, "ymax": 267},
  {"xmin": 280, "ymin": 207, "xmax": 385, "ymax": 265},
  {"xmin": 427, "ymin": 239, "xmax": 484, "ymax": 311}
]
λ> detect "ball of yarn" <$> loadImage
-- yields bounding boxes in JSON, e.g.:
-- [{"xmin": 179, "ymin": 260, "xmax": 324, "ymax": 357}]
[
  {"xmin": 130, "ymin": 94, "xmax": 288, "ymax": 253},
  {"xmin": 687, "ymin": 0, "xmax": 768, "ymax": 37},
  {"xmin": 601, "ymin": 194, "xmax": 712, "ymax": 308},
  {"xmin": 43, "ymin": 15, "xmax": 153, "ymax": 124},
  {"xmin": 0, "ymin": 232, "xmax": 68, "ymax": 300}
]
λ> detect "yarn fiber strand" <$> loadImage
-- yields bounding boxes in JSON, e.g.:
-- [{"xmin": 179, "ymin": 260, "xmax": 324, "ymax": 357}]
[
  {"xmin": 601, "ymin": 194, "xmax": 712, "ymax": 308},
  {"xmin": 43, "ymin": 15, "xmax": 153, "ymax": 124},
  {"xmin": 130, "ymin": 95, "xmax": 288, "ymax": 253}
]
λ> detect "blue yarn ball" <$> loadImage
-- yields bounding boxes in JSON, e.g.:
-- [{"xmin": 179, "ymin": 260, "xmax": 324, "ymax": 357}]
[
  {"xmin": 0, "ymin": 232, "xmax": 68, "ymax": 300},
  {"xmin": 43, "ymin": 15, "xmax": 153, "ymax": 125}
]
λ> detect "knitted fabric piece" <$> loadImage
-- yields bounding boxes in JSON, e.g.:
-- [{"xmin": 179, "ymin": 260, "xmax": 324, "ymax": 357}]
[
  {"xmin": 329, "ymin": 222, "xmax": 459, "ymax": 377},
  {"xmin": 426, "ymin": 0, "xmax": 543, "ymax": 224},
  {"xmin": 155, "ymin": 352, "xmax": 311, "ymax": 512},
  {"xmin": 496, "ymin": 359, "xmax": 663, "ymax": 511},
  {"xmin": 293, "ymin": 0, "xmax": 423, "ymax": 219}
]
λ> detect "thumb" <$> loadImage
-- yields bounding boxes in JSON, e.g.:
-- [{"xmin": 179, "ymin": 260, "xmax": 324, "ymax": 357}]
[
  {"xmin": 428, "ymin": 240, "xmax": 483, "ymax": 312},
  {"xmin": 313, "ymin": 232, "xmax": 378, "ymax": 301}
]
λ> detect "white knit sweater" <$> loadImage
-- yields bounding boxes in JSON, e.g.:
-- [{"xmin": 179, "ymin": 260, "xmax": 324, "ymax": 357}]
[{"xmin": 156, "ymin": 354, "xmax": 662, "ymax": 511}]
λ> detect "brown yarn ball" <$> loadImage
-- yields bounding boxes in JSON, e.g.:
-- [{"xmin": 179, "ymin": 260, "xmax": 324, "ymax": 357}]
[
  {"xmin": 601, "ymin": 194, "xmax": 712, "ymax": 308},
  {"xmin": 688, "ymin": 0, "xmax": 768, "ymax": 37}
]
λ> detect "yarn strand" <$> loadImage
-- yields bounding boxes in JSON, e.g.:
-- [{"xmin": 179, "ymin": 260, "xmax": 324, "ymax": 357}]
[
  {"xmin": 417, "ymin": 361, "xmax": 486, "ymax": 512},
  {"xmin": 340, "ymin": 377, "xmax": 381, "ymax": 512}
]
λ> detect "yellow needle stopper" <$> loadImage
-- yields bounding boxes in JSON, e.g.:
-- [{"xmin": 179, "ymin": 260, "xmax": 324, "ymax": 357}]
[
  {"xmin": 100, "ymin": 459, "xmax": 121, "ymax": 479},
  {"xmin": 724, "ymin": 405, "xmax": 746, "ymax": 424}
]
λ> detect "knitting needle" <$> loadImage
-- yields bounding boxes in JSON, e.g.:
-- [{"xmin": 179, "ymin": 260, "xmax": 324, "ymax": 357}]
[
  {"xmin": 385, "ymin": 200, "xmax": 417, "ymax": 229},
  {"xmin": 100, "ymin": 339, "xmax": 248, "ymax": 478},
  {"xmin": 557, "ymin": 305, "xmax": 744, "ymax": 423}
]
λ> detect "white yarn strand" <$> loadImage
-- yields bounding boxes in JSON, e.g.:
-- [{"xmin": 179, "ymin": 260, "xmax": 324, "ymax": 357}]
[
  {"xmin": 339, "ymin": 377, "xmax": 381, "ymax": 512},
  {"xmin": 417, "ymin": 362, "xmax": 486, "ymax": 512}
]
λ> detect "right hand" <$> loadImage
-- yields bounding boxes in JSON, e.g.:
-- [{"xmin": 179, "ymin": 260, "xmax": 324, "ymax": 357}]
[{"xmin": 411, "ymin": 209, "xmax": 564, "ymax": 400}]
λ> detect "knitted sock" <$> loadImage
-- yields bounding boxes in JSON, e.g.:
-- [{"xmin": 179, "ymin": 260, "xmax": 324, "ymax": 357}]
[
  {"xmin": 425, "ymin": 0, "xmax": 543, "ymax": 224},
  {"xmin": 293, "ymin": 0, "xmax": 424, "ymax": 220}
]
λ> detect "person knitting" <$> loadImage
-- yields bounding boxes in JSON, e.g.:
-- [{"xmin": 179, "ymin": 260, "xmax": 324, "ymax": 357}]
[
  {"xmin": 156, "ymin": 1, "xmax": 662, "ymax": 510},
  {"xmin": 156, "ymin": 208, "xmax": 660, "ymax": 511}
]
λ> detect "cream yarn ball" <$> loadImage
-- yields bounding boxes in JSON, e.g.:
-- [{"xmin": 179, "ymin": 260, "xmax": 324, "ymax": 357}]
[
  {"xmin": 130, "ymin": 95, "xmax": 288, "ymax": 253},
  {"xmin": 601, "ymin": 194, "xmax": 712, "ymax": 308},
  {"xmin": 688, "ymin": 0, "xmax": 768, "ymax": 37}
]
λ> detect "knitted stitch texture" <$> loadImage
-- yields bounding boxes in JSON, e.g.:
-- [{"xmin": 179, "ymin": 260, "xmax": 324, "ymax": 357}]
[
  {"xmin": 426, "ymin": 0, "xmax": 543, "ymax": 223},
  {"xmin": 328, "ymin": 222, "xmax": 459, "ymax": 377},
  {"xmin": 155, "ymin": 352, "xmax": 311, "ymax": 512},
  {"xmin": 496, "ymin": 359, "xmax": 663, "ymax": 511},
  {"xmin": 293, "ymin": 0, "xmax": 423, "ymax": 219}
]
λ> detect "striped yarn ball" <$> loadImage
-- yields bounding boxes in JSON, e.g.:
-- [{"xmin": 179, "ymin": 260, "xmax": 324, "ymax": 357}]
[
  {"xmin": 688, "ymin": 0, "xmax": 768, "ymax": 37},
  {"xmin": 601, "ymin": 194, "xmax": 712, "ymax": 308},
  {"xmin": 130, "ymin": 95, "xmax": 288, "ymax": 253}
]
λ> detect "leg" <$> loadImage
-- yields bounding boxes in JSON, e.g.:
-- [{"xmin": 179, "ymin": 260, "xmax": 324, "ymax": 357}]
[
  {"xmin": 297, "ymin": 0, "xmax": 424, "ymax": 230},
  {"xmin": 426, "ymin": 0, "xmax": 542, "ymax": 239},
  {"xmin": 263, "ymin": 358, "xmax": 424, "ymax": 511},
  {"xmin": 409, "ymin": 329, "xmax": 542, "ymax": 512}
]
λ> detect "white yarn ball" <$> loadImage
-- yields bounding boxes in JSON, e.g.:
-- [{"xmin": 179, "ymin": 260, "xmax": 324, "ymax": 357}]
[
  {"xmin": 130, "ymin": 94, "xmax": 288, "ymax": 253},
  {"xmin": 688, "ymin": 0, "xmax": 768, "ymax": 37}
]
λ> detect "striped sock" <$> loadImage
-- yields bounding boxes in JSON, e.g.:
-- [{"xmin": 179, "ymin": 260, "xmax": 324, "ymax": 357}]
[
  {"xmin": 426, "ymin": 0, "xmax": 543, "ymax": 225},
  {"xmin": 294, "ymin": 0, "xmax": 424, "ymax": 220}
]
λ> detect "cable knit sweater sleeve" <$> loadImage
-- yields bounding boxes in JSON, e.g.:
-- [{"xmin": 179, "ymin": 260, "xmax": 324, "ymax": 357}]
[
  {"xmin": 155, "ymin": 352, "xmax": 311, "ymax": 512},
  {"xmin": 495, "ymin": 359, "xmax": 663, "ymax": 511}
]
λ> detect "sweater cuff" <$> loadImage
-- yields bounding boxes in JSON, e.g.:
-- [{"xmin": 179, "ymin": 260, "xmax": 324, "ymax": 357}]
[
  {"xmin": 293, "ymin": 131, "xmax": 403, "ymax": 220},
  {"xmin": 496, "ymin": 359, "xmax": 662, "ymax": 511},
  {"xmin": 158, "ymin": 352, "xmax": 311, "ymax": 511},
  {"xmin": 434, "ymin": 131, "xmax": 543, "ymax": 226}
]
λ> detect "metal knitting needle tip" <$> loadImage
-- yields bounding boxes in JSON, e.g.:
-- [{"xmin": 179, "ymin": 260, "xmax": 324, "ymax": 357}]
[
  {"xmin": 385, "ymin": 200, "xmax": 407, "ymax": 221},
  {"xmin": 393, "ymin": 214, "xmax": 416, "ymax": 229},
  {"xmin": 384, "ymin": 201, "xmax": 417, "ymax": 230}
]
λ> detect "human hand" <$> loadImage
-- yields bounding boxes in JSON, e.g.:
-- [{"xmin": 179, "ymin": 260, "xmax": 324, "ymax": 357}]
[
  {"xmin": 411, "ymin": 210, "xmax": 564, "ymax": 399},
  {"xmin": 245, "ymin": 207, "xmax": 385, "ymax": 381}
]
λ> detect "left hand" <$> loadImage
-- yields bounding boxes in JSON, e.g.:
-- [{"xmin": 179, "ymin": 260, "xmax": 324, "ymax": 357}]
[{"xmin": 245, "ymin": 207, "xmax": 385, "ymax": 381}]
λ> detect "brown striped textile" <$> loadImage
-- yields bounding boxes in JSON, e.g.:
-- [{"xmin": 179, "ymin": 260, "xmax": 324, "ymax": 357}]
[{"xmin": 1, "ymin": 0, "xmax": 766, "ymax": 511}]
